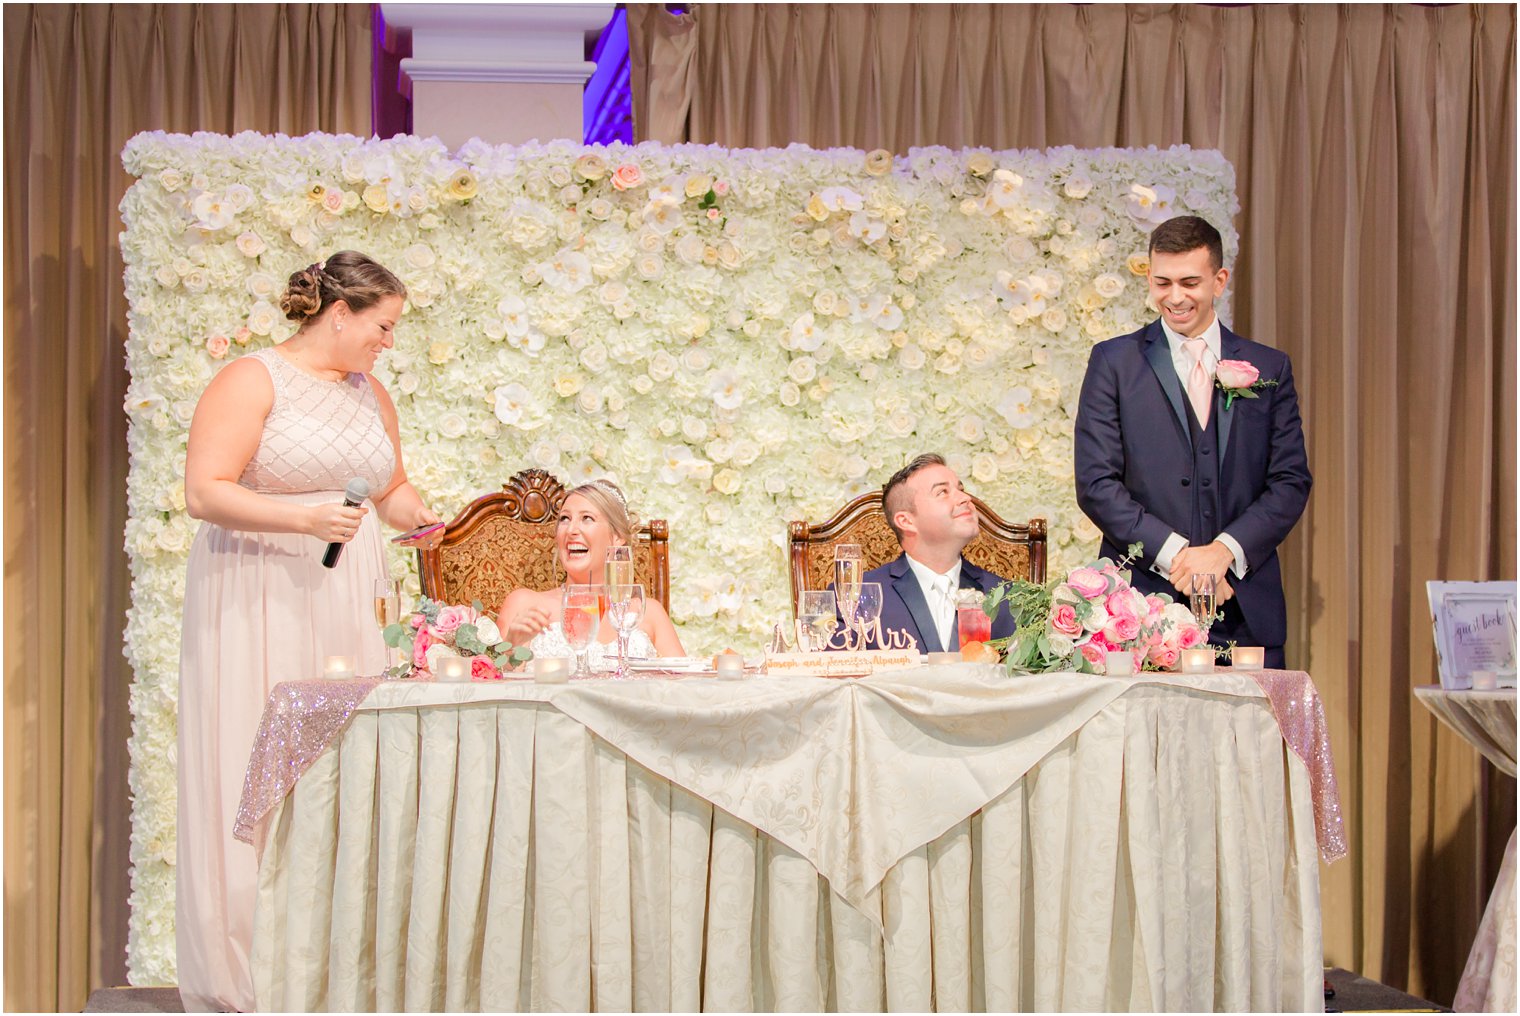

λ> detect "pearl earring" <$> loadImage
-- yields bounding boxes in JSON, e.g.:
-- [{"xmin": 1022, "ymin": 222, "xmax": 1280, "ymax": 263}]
[{"xmin": 335, "ymin": 322, "xmax": 343, "ymax": 332}]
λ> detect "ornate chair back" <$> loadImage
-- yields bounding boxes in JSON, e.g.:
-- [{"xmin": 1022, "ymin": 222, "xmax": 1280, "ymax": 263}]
[
  {"xmin": 787, "ymin": 491, "xmax": 1046, "ymax": 617},
  {"xmin": 416, "ymin": 469, "xmax": 670, "ymax": 611}
]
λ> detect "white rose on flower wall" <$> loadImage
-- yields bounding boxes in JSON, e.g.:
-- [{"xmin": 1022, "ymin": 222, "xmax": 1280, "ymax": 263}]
[{"xmin": 118, "ymin": 131, "xmax": 1237, "ymax": 982}]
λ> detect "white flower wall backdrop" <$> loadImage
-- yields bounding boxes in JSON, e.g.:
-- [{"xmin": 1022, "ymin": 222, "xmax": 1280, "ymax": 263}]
[{"xmin": 119, "ymin": 131, "xmax": 1236, "ymax": 979}]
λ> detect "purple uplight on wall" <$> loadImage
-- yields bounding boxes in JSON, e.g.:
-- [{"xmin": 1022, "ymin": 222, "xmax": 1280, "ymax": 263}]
[{"xmin": 584, "ymin": 7, "xmax": 632, "ymax": 145}]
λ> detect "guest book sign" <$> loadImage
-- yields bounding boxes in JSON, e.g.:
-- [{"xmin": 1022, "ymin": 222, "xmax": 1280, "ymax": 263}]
[
  {"xmin": 765, "ymin": 649, "xmax": 922, "ymax": 677},
  {"xmin": 1427, "ymin": 581, "xmax": 1517, "ymax": 690}
]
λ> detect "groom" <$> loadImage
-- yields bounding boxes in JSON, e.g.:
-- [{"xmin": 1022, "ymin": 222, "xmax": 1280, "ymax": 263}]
[
  {"xmin": 839, "ymin": 453, "xmax": 1014, "ymax": 653},
  {"xmin": 1074, "ymin": 216, "xmax": 1311, "ymax": 669}
]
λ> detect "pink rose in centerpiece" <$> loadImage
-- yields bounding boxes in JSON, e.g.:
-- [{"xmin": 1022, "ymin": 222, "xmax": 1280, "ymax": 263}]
[
  {"xmin": 1066, "ymin": 566, "xmax": 1108, "ymax": 600},
  {"xmin": 1103, "ymin": 613, "xmax": 1141, "ymax": 644},
  {"xmin": 1105, "ymin": 589, "xmax": 1138, "ymax": 620},
  {"xmin": 412, "ymin": 626, "xmax": 437, "ymax": 668},
  {"xmin": 1145, "ymin": 594, "xmax": 1167, "ymax": 618},
  {"xmin": 1049, "ymin": 602, "xmax": 1082, "ymax": 638},
  {"xmin": 1215, "ymin": 359, "xmax": 1260, "ymax": 388},
  {"xmin": 1148, "ymin": 643, "xmax": 1180, "ymax": 670},
  {"xmin": 470, "ymin": 656, "xmax": 499, "ymax": 681},
  {"xmin": 610, "ymin": 164, "xmax": 644, "ymax": 191},
  {"xmin": 431, "ymin": 604, "xmax": 472, "ymax": 636},
  {"xmin": 1080, "ymin": 643, "xmax": 1107, "ymax": 668},
  {"xmin": 1178, "ymin": 625, "xmax": 1205, "ymax": 650}
]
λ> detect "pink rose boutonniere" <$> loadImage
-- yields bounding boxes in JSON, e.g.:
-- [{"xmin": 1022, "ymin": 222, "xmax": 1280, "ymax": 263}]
[{"xmin": 1214, "ymin": 359, "xmax": 1280, "ymax": 409}]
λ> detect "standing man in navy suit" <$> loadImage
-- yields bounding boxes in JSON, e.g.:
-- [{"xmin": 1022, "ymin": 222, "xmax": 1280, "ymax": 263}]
[
  {"xmin": 843, "ymin": 453, "xmax": 1014, "ymax": 653},
  {"xmin": 1075, "ymin": 216, "xmax": 1311, "ymax": 669}
]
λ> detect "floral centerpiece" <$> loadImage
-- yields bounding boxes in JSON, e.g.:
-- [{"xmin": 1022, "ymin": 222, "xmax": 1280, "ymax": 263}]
[
  {"xmin": 383, "ymin": 597, "xmax": 532, "ymax": 679},
  {"xmin": 982, "ymin": 543, "xmax": 1209, "ymax": 674}
]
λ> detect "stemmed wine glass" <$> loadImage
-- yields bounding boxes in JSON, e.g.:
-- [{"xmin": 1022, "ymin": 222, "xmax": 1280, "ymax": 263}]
[
  {"xmin": 798, "ymin": 590, "xmax": 839, "ymax": 652},
  {"xmin": 606, "ymin": 583, "xmax": 646, "ymax": 680},
  {"xmin": 832, "ymin": 544, "xmax": 863, "ymax": 649},
  {"xmin": 1190, "ymin": 573, "xmax": 1217, "ymax": 634},
  {"xmin": 373, "ymin": 578, "xmax": 402, "ymax": 672},
  {"xmin": 562, "ymin": 584, "xmax": 600, "ymax": 679},
  {"xmin": 852, "ymin": 582, "xmax": 884, "ymax": 650}
]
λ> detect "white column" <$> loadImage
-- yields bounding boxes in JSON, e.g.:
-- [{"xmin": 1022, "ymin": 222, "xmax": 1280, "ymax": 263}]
[{"xmin": 381, "ymin": 3, "xmax": 616, "ymax": 148}]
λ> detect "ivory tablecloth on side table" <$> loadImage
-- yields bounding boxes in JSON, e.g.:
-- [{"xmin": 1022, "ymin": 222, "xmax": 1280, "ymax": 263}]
[
  {"xmin": 1414, "ymin": 685, "xmax": 1517, "ymax": 1013},
  {"xmin": 251, "ymin": 666, "xmax": 1330, "ymax": 1012}
]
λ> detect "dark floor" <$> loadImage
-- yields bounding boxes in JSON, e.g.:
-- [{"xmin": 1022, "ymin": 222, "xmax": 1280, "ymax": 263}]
[{"xmin": 82, "ymin": 968, "xmax": 1452, "ymax": 1012}]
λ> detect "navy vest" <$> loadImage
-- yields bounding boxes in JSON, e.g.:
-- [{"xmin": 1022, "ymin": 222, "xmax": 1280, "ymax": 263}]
[{"xmin": 1182, "ymin": 398, "xmax": 1223, "ymax": 545}]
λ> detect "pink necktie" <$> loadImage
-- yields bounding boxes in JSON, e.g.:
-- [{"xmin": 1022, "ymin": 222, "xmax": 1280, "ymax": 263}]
[{"xmin": 1184, "ymin": 337, "xmax": 1212, "ymax": 427}]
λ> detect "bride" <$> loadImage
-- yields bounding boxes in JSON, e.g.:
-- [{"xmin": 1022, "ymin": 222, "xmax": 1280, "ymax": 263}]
[{"xmin": 496, "ymin": 479, "xmax": 684, "ymax": 664}]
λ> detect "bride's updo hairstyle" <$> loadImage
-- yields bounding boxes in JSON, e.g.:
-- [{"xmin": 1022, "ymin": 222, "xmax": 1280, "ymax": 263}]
[
  {"xmin": 279, "ymin": 250, "xmax": 408, "ymax": 324},
  {"xmin": 567, "ymin": 479, "xmax": 638, "ymax": 545}
]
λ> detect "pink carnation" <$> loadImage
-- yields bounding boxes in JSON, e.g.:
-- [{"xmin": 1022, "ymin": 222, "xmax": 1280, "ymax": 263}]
[
  {"xmin": 471, "ymin": 656, "xmax": 500, "ymax": 681},
  {"xmin": 1049, "ymin": 602, "xmax": 1082, "ymax": 637},
  {"xmin": 1066, "ymin": 566, "xmax": 1108, "ymax": 600}
]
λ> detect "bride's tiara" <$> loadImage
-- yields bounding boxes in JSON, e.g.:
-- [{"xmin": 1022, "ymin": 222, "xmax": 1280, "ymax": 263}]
[{"xmin": 588, "ymin": 478, "xmax": 628, "ymax": 511}]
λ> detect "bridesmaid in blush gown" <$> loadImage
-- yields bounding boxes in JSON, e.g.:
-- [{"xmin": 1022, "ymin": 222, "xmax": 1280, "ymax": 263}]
[{"xmin": 176, "ymin": 251, "xmax": 439, "ymax": 1011}]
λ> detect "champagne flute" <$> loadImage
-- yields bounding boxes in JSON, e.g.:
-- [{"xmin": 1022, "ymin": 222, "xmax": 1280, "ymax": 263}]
[
  {"xmin": 562, "ymin": 584, "xmax": 600, "ymax": 679},
  {"xmin": 605, "ymin": 545, "xmax": 635, "ymax": 590},
  {"xmin": 373, "ymin": 578, "xmax": 402, "ymax": 671},
  {"xmin": 606, "ymin": 583, "xmax": 646, "ymax": 680},
  {"xmin": 1190, "ymin": 573, "xmax": 1217, "ymax": 633},
  {"xmin": 798, "ymin": 590, "xmax": 839, "ymax": 652},
  {"xmin": 853, "ymin": 582, "xmax": 884, "ymax": 649},
  {"xmin": 833, "ymin": 544, "xmax": 863, "ymax": 649}
]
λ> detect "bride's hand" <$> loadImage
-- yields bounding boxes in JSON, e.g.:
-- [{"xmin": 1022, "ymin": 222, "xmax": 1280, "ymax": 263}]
[{"xmin": 505, "ymin": 604, "xmax": 552, "ymax": 646}]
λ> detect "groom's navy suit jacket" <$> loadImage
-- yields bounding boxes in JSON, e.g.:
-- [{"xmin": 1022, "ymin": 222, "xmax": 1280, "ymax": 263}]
[
  {"xmin": 854, "ymin": 553, "xmax": 1016, "ymax": 654},
  {"xmin": 1074, "ymin": 319, "xmax": 1311, "ymax": 650}
]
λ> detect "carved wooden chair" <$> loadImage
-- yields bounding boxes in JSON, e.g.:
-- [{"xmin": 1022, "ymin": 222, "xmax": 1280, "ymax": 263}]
[
  {"xmin": 787, "ymin": 492, "xmax": 1046, "ymax": 617},
  {"xmin": 416, "ymin": 469, "xmax": 671, "ymax": 611}
]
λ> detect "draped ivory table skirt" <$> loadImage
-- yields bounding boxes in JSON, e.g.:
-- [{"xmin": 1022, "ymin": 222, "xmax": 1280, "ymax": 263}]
[
  {"xmin": 1414, "ymin": 686, "xmax": 1517, "ymax": 1013},
  {"xmin": 250, "ymin": 665, "xmax": 1331, "ymax": 1012}
]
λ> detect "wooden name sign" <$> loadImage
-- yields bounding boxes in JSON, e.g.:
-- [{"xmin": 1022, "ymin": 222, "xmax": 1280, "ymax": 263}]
[{"xmin": 764, "ymin": 649, "xmax": 922, "ymax": 677}]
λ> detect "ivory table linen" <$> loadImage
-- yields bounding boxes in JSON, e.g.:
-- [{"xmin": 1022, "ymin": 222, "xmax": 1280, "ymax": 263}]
[
  {"xmin": 1414, "ymin": 685, "xmax": 1517, "ymax": 1013},
  {"xmin": 252, "ymin": 665, "xmax": 1331, "ymax": 1011}
]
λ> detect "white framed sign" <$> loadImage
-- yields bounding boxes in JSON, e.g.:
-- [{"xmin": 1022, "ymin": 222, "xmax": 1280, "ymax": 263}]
[{"xmin": 1426, "ymin": 581, "xmax": 1517, "ymax": 690}]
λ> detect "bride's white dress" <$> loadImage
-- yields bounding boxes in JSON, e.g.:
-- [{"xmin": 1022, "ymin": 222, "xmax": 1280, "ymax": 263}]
[{"xmin": 529, "ymin": 621, "xmax": 657, "ymax": 671}]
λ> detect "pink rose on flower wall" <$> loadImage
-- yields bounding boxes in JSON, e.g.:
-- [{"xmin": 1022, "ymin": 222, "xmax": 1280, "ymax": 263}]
[
  {"xmin": 432, "ymin": 604, "xmax": 472, "ymax": 635},
  {"xmin": 1050, "ymin": 603, "xmax": 1082, "ymax": 637},
  {"xmin": 610, "ymin": 164, "xmax": 645, "ymax": 191},
  {"xmin": 1066, "ymin": 567, "xmax": 1108, "ymax": 600},
  {"xmin": 205, "ymin": 335, "xmax": 230, "ymax": 359},
  {"xmin": 470, "ymin": 656, "xmax": 499, "ymax": 681},
  {"xmin": 1215, "ymin": 359, "xmax": 1260, "ymax": 389}
]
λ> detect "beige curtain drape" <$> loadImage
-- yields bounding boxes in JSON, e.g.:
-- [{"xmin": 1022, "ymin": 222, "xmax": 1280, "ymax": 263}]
[
  {"xmin": 631, "ymin": 2, "xmax": 1517, "ymax": 1004},
  {"xmin": 2, "ymin": 5, "xmax": 371, "ymax": 1010}
]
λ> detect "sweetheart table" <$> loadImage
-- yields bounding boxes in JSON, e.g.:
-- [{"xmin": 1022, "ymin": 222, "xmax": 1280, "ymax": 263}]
[{"xmin": 242, "ymin": 664, "xmax": 1344, "ymax": 1012}]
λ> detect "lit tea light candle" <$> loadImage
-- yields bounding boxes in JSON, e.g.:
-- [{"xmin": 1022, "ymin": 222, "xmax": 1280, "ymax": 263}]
[
  {"xmin": 1232, "ymin": 646, "xmax": 1264, "ymax": 671},
  {"xmin": 324, "ymin": 656, "xmax": 355, "ymax": 680},
  {"xmin": 714, "ymin": 654, "xmax": 745, "ymax": 680},
  {"xmin": 437, "ymin": 656, "xmax": 472, "ymax": 682},
  {"xmin": 1104, "ymin": 650, "xmax": 1135, "ymax": 677},
  {"xmin": 1179, "ymin": 647, "xmax": 1214, "ymax": 675},
  {"xmin": 532, "ymin": 656, "xmax": 570, "ymax": 684},
  {"xmin": 1471, "ymin": 669, "xmax": 1498, "ymax": 691}
]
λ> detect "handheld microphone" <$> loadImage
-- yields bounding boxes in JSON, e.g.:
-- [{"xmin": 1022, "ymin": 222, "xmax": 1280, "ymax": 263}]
[{"xmin": 321, "ymin": 478, "xmax": 371, "ymax": 569}]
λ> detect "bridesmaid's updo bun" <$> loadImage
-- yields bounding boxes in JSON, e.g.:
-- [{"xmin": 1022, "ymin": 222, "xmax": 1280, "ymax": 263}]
[{"xmin": 279, "ymin": 250, "xmax": 407, "ymax": 324}]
